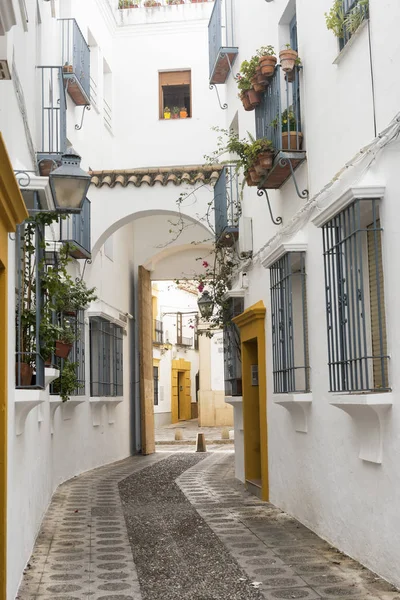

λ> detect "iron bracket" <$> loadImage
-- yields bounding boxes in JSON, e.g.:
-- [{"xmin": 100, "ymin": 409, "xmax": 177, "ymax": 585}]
[
  {"xmin": 75, "ymin": 104, "xmax": 91, "ymax": 131},
  {"xmin": 278, "ymin": 156, "xmax": 309, "ymax": 200},
  {"xmin": 13, "ymin": 170, "xmax": 33, "ymax": 187},
  {"xmin": 257, "ymin": 188, "xmax": 282, "ymax": 226},
  {"xmin": 209, "ymin": 84, "xmax": 227, "ymax": 110},
  {"xmin": 78, "ymin": 258, "xmax": 92, "ymax": 280}
]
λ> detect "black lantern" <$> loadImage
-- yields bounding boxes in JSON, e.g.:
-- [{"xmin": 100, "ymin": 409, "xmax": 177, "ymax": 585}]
[
  {"xmin": 49, "ymin": 148, "xmax": 91, "ymax": 213},
  {"xmin": 197, "ymin": 291, "xmax": 214, "ymax": 320}
]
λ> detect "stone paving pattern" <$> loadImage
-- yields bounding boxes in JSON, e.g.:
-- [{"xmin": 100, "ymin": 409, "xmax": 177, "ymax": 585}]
[
  {"xmin": 17, "ymin": 449, "xmax": 400, "ymax": 600},
  {"xmin": 155, "ymin": 418, "xmax": 233, "ymax": 443}
]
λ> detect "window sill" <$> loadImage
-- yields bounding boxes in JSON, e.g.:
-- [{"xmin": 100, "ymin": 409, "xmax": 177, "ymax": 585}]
[
  {"xmin": 273, "ymin": 393, "xmax": 312, "ymax": 433},
  {"xmin": 89, "ymin": 397, "xmax": 123, "ymax": 426},
  {"xmin": 330, "ymin": 393, "xmax": 393, "ymax": 464},
  {"xmin": 160, "ymin": 117, "xmax": 192, "ymax": 121},
  {"xmin": 333, "ymin": 18, "xmax": 368, "ymax": 65}
]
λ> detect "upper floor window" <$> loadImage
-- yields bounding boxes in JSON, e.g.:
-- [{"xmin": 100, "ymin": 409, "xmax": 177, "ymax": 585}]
[
  {"xmin": 269, "ymin": 252, "xmax": 310, "ymax": 394},
  {"xmin": 322, "ymin": 198, "xmax": 389, "ymax": 393},
  {"xmin": 325, "ymin": 0, "xmax": 369, "ymax": 51},
  {"xmin": 159, "ymin": 70, "xmax": 191, "ymax": 120},
  {"xmin": 90, "ymin": 317, "xmax": 123, "ymax": 396}
]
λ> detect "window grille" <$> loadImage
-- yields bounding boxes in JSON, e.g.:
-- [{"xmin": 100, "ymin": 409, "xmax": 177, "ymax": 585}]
[
  {"xmin": 340, "ymin": 0, "xmax": 369, "ymax": 50},
  {"xmin": 223, "ymin": 297, "xmax": 243, "ymax": 396},
  {"xmin": 322, "ymin": 198, "xmax": 389, "ymax": 393},
  {"xmin": 269, "ymin": 252, "xmax": 310, "ymax": 393},
  {"xmin": 154, "ymin": 319, "xmax": 163, "ymax": 344},
  {"xmin": 50, "ymin": 310, "xmax": 85, "ymax": 397},
  {"xmin": 90, "ymin": 317, "xmax": 123, "ymax": 396},
  {"xmin": 154, "ymin": 366, "xmax": 159, "ymax": 406}
]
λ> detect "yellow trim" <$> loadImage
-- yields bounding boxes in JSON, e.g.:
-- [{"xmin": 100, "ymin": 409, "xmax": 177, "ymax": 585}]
[
  {"xmin": 152, "ymin": 296, "xmax": 158, "ymax": 341},
  {"xmin": 0, "ymin": 134, "xmax": 28, "ymax": 600},
  {"xmin": 233, "ymin": 301, "xmax": 269, "ymax": 501},
  {"xmin": 171, "ymin": 359, "xmax": 191, "ymax": 423},
  {"xmin": 153, "ymin": 358, "xmax": 161, "ymax": 367}
]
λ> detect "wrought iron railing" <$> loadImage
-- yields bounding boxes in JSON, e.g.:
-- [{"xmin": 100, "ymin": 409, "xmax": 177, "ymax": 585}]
[
  {"xmin": 154, "ymin": 319, "xmax": 164, "ymax": 344},
  {"xmin": 60, "ymin": 19, "xmax": 90, "ymax": 101},
  {"xmin": 340, "ymin": 0, "xmax": 369, "ymax": 50},
  {"xmin": 269, "ymin": 252, "xmax": 310, "ymax": 394},
  {"xmin": 255, "ymin": 65, "xmax": 302, "ymax": 154},
  {"xmin": 104, "ymin": 99, "xmax": 112, "ymax": 131},
  {"xmin": 60, "ymin": 198, "xmax": 91, "ymax": 259},
  {"xmin": 15, "ymin": 217, "xmax": 45, "ymax": 389},
  {"xmin": 208, "ymin": 0, "xmax": 235, "ymax": 79},
  {"xmin": 177, "ymin": 335, "xmax": 193, "ymax": 347},
  {"xmin": 90, "ymin": 317, "xmax": 124, "ymax": 397},
  {"xmin": 214, "ymin": 165, "xmax": 239, "ymax": 241},
  {"xmin": 50, "ymin": 310, "xmax": 86, "ymax": 397},
  {"xmin": 223, "ymin": 297, "xmax": 243, "ymax": 397},
  {"xmin": 90, "ymin": 75, "xmax": 98, "ymax": 108},
  {"xmin": 37, "ymin": 66, "xmax": 67, "ymax": 160}
]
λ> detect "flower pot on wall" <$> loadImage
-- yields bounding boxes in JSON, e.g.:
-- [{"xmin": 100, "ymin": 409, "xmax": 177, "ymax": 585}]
[
  {"xmin": 259, "ymin": 55, "xmax": 277, "ymax": 76},
  {"xmin": 279, "ymin": 49, "xmax": 298, "ymax": 73},
  {"xmin": 281, "ymin": 131, "xmax": 303, "ymax": 150},
  {"xmin": 55, "ymin": 341, "xmax": 73, "ymax": 359},
  {"xmin": 247, "ymin": 88, "xmax": 261, "ymax": 108},
  {"xmin": 240, "ymin": 92, "xmax": 252, "ymax": 111},
  {"xmin": 251, "ymin": 76, "xmax": 265, "ymax": 93}
]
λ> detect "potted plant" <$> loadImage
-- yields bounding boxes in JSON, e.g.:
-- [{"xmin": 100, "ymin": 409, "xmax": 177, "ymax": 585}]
[
  {"xmin": 236, "ymin": 75, "xmax": 260, "ymax": 111},
  {"xmin": 257, "ymin": 46, "xmax": 277, "ymax": 77},
  {"xmin": 164, "ymin": 106, "xmax": 171, "ymax": 119},
  {"xmin": 52, "ymin": 359, "xmax": 82, "ymax": 402},
  {"xmin": 167, "ymin": 0, "xmax": 184, "ymax": 4},
  {"xmin": 55, "ymin": 323, "xmax": 75, "ymax": 359},
  {"xmin": 171, "ymin": 106, "xmax": 180, "ymax": 119},
  {"xmin": 279, "ymin": 44, "xmax": 298, "ymax": 72},
  {"xmin": 180, "ymin": 106, "xmax": 188, "ymax": 118},
  {"xmin": 119, "ymin": 0, "xmax": 139, "ymax": 7},
  {"xmin": 62, "ymin": 62, "xmax": 73, "ymax": 74},
  {"xmin": 144, "ymin": 0, "xmax": 161, "ymax": 6},
  {"xmin": 272, "ymin": 109, "xmax": 303, "ymax": 150}
]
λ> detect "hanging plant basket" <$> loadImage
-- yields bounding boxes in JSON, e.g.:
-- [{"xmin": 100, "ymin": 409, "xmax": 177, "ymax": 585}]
[
  {"xmin": 259, "ymin": 55, "xmax": 277, "ymax": 76},
  {"xmin": 279, "ymin": 49, "xmax": 298, "ymax": 72},
  {"xmin": 55, "ymin": 341, "xmax": 73, "ymax": 359}
]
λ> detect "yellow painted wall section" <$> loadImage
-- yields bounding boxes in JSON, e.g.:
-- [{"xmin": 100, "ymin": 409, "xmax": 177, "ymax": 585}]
[
  {"xmin": 233, "ymin": 301, "xmax": 269, "ymax": 501},
  {"xmin": 0, "ymin": 133, "xmax": 28, "ymax": 600}
]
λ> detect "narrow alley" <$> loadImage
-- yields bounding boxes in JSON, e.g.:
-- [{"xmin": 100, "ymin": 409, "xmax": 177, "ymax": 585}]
[{"xmin": 17, "ymin": 449, "xmax": 399, "ymax": 600}]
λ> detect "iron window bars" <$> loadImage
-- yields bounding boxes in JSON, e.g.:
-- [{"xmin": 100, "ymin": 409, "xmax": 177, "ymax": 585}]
[
  {"xmin": 269, "ymin": 252, "xmax": 310, "ymax": 394},
  {"xmin": 153, "ymin": 366, "xmax": 159, "ymax": 406},
  {"xmin": 50, "ymin": 310, "xmax": 86, "ymax": 397},
  {"xmin": 322, "ymin": 198, "xmax": 389, "ymax": 393},
  {"xmin": 340, "ymin": 0, "xmax": 369, "ymax": 50},
  {"xmin": 15, "ymin": 220, "xmax": 45, "ymax": 389},
  {"xmin": 154, "ymin": 320, "xmax": 163, "ymax": 344},
  {"xmin": 90, "ymin": 317, "xmax": 123, "ymax": 397},
  {"xmin": 223, "ymin": 297, "xmax": 243, "ymax": 396}
]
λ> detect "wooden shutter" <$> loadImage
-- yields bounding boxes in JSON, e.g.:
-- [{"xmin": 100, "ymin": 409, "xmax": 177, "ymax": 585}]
[
  {"xmin": 159, "ymin": 70, "xmax": 191, "ymax": 86},
  {"xmin": 367, "ymin": 222, "xmax": 388, "ymax": 389}
]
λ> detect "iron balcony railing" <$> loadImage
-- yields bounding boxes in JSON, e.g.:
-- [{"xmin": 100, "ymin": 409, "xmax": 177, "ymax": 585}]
[
  {"xmin": 37, "ymin": 66, "xmax": 67, "ymax": 171},
  {"xmin": 214, "ymin": 165, "xmax": 239, "ymax": 246},
  {"xmin": 340, "ymin": 0, "xmax": 369, "ymax": 50},
  {"xmin": 104, "ymin": 99, "xmax": 112, "ymax": 131},
  {"xmin": 154, "ymin": 319, "xmax": 164, "ymax": 344},
  {"xmin": 60, "ymin": 198, "xmax": 91, "ymax": 259},
  {"xmin": 90, "ymin": 75, "xmax": 98, "ymax": 109},
  {"xmin": 208, "ymin": 0, "xmax": 237, "ymax": 83},
  {"xmin": 177, "ymin": 335, "xmax": 193, "ymax": 347},
  {"xmin": 60, "ymin": 19, "xmax": 90, "ymax": 104},
  {"xmin": 255, "ymin": 65, "xmax": 302, "ymax": 154}
]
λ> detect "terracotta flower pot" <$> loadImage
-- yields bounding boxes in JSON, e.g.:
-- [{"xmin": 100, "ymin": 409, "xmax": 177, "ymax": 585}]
[
  {"xmin": 249, "ymin": 168, "xmax": 261, "ymax": 184},
  {"xmin": 16, "ymin": 363, "xmax": 34, "ymax": 386},
  {"xmin": 259, "ymin": 55, "xmax": 277, "ymax": 77},
  {"xmin": 247, "ymin": 88, "xmax": 261, "ymax": 108},
  {"xmin": 251, "ymin": 76, "xmax": 265, "ymax": 93},
  {"xmin": 63, "ymin": 65, "xmax": 73, "ymax": 73},
  {"xmin": 281, "ymin": 131, "xmax": 303, "ymax": 150},
  {"xmin": 285, "ymin": 69, "xmax": 296, "ymax": 83},
  {"xmin": 258, "ymin": 151, "xmax": 274, "ymax": 170},
  {"xmin": 171, "ymin": 113, "xmax": 179, "ymax": 119},
  {"xmin": 240, "ymin": 92, "xmax": 253, "ymax": 111},
  {"xmin": 254, "ymin": 163, "xmax": 267, "ymax": 176},
  {"xmin": 279, "ymin": 49, "xmax": 298, "ymax": 73},
  {"xmin": 55, "ymin": 340, "xmax": 73, "ymax": 359}
]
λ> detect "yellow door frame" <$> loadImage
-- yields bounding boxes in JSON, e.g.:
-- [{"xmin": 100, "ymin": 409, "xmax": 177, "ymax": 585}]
[
  {"xmin": 171, "ymin": 359, "xmax": 191, "ymax": 423},
  {"xmin": 233, "ymin": 301, "xmax": 269, "ymax": 501},
  {"xmin": 0, "ymin": 134, "xmax": 28, "ymax": 599}
]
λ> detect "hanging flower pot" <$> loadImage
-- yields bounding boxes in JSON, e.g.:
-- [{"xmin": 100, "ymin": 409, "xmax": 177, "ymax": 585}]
[
  {"xmin": 247, "ymin": 88, "xmax": 261, "ymax": 108},
  {"xmin": 251, "ymin": 76, "xmax": 265, "ymax": 93},
  {"xmin": 279, "ymin": 48, "xmax": 298, "ymax": 72},
  {"xmin": 240, "ymin": 92, "xmax": 253, "ymax": 111},
  {"xmin": 285, "ymin": 70, "xmax": 296, "ymax": 83},
  {"xmin": 256, "ymin": 66, "xmax": 270, "ymax": 87},
  {"xmin": 55, "ymin": 340, "xmax": 73, "ymax": 359},
  {"xmin": 258, "ymin": 151, "xmax": 274, "ymax": 170},
  {"xmin": 249, "ymin": 167, "xmax": 262, "ymax": 184},
  {"xmin": 259, "ymin": 55, "xmax": 277, "ymax": 76}
]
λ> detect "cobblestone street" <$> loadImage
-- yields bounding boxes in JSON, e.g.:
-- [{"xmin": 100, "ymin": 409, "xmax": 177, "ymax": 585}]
[{"xmin": 17, "ymin": 450, "xmax": 400, "ymax": 600}]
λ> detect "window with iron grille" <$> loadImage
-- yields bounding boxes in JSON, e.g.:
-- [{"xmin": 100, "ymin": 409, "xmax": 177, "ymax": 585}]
[
  {"xmin": 50, "ymin": 310, "xmax": 86, "ymax": 397},
  {"xmin": 339, "ymin": 0, "xmax": 369, "ymax": 50},
  {"xmin": 269, "ymin": 253, "xmax": 310, "ymax": 394},
  {"xmin": 223, "ymin": 297, "xmax": 244, "ymax": 397},
  {"xmin": 322, "ymin": 198, "xmax": 389, "ymax": 393},
  {"xmin": 154, "ymin": 366, "xmax": 159, "ymax": 406},
  {"xmin": 154, "ymin": 319, "xmax": 163, "ymax": 344},
  {"xmin": 90, "ymin": 317, "xmax": 123, "ymax": 396}
]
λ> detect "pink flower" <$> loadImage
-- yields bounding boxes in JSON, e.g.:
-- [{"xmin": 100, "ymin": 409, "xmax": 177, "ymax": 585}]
[
  {"xmin": 202, "ymin": 261, "xmax": 209, "ymax": 268},
  {"xmin": 198, "ymin": 283, "xmax": 204, "ymax": 292}
]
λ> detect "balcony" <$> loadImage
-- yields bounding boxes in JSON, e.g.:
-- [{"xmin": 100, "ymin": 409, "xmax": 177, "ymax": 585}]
[
  {"xmin": 255, "ymin": 65, "xmax": 306, "ymax": 190},
  {"xmin": 60, "ymin": 19, "xmax": 90, "ymax": 106},
  {"xmin": 214, "ymin": 165, "xmax": 239, "ymax": 247},
  {"xmin": 37, "ymin": 67, "xmax": 67, "ymax": 176},
  {"xmin": 60, "ymin": 198, "xmax": 91, "ymax": 259},
  {"xmin": 177, "ymin": 335, "xmax": 193, "ymax": 347},
  {"xmin": 208, "ymin": 0, "xmax": 237, "ymax": 84},
  {"xmin": 154, "ymin": 319, "xmax": 164, "ymax": 344}
]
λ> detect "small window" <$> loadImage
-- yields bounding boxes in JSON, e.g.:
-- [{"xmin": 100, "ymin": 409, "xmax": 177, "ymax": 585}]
[
  {"xmin": 322, "ymin": 199, "xmax": 389, "ymax": 393},
  {"xmin": 153, "ymin": 366, "xmax": 159, "ymax": 406},
  {"xmin": 159, "ymin": 70, "xmax": 191, "ymax": 119},
  {"xmin": 90, "ymin": 317, "xmax": 123, "ymax": 397},
  {"xmin": 339, "ymin": 0, "xmax": 369, "ymax": 50},
  {"xmin": 269, "ymin": 252, "xmax": 310, "ymax": 394}
]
